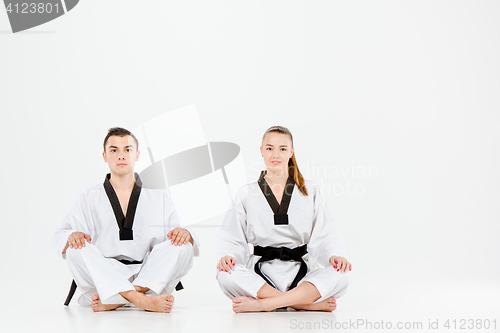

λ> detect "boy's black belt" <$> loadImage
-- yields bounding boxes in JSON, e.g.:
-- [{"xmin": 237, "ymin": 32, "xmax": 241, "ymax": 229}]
[{"xmin": 253, "ymin": 244, "xmax": 308, "ymax": 291}]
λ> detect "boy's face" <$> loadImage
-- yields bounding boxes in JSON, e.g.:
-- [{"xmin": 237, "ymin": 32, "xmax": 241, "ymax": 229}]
[{"xmin": 102, "ymin": 135, "xmax": 140, "ymax": 177}]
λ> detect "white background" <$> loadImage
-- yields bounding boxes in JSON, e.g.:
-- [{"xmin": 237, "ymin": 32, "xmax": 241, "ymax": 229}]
[{"xmin": 1, "ymin": 1, "xmax": 499, "ymax": 331}]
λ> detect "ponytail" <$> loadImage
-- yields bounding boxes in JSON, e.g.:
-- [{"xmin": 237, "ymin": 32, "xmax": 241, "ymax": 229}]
[{"xmin": 288, "ymin": 153, "xmax": 307, "ymax": 196}]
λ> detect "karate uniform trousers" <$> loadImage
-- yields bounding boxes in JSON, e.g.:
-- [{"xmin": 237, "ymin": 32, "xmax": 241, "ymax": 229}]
[
  {"xmin": 217, "ymin": 258, "xmax": 351, "ymax": 303},
  {"xmin": 216, "ymin": 179, "xmax": 352, "ymax": 304},
  {"xmin": 66, "ymin": 240, "xmax": 193, "ymax": 305}
]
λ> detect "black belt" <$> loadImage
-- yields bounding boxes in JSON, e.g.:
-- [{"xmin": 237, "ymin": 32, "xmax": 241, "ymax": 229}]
[
  {"xmin": 253, "ymin": 244, "xmax": 308, "ymax": 292},
  {"xmin": 63, "ymin": 259, "xmax": 183, "ymax": 306}
]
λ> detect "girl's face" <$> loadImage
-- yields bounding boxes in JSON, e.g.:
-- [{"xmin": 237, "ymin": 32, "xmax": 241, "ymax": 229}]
[{"xmin": 260, "ymin": 132, "xmax": 294, "ymax": 177}]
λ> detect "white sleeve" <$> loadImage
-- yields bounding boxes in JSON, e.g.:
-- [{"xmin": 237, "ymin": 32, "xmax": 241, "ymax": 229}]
[
  {"xmin": 52, "ymin": 193, "xmax": 95, "ymax": 259},
  {"xmin": 215, "ymin": 190, "xmax": 250, "ymax": 266},
  {"xmin": 163, "ymin": 193, "xmax": 200, "ymax": 256},
  {"xmin": 308, "ymin": 185, "xmax": 347, "ymax": 267}
]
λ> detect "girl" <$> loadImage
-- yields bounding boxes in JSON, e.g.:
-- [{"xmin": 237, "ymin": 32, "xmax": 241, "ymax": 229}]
[{"xmin": 216, "ymin": 126, "xmax": 352, "ymax": 313}]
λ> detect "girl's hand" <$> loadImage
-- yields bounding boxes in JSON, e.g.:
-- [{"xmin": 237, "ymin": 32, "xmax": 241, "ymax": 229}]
[
  {"xmin": 217, "ymin": 256, "xmax": 236, "ymax": 272},
  {"xmin": 329, "ymin": 256, "xmax": 352, "ymax": 273}
]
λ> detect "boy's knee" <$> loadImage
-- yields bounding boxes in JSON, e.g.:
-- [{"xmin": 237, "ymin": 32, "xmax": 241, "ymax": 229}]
[
  {"xmin": 153, "ymin": 240, "xmax": 193, "ymax": 259},
  {"xmin": 152, "ymin": 240, "xmax": 178, "ymax": 253},
  {"xmin": 65, "ymin": 246, "xmax": 82, "ymax": 259},
  {"xmin": 178, "ymin": 242, "xmax": 193, "ymax": 254},
  {"xmin": 65, "ymin": 241, "xmax": 96, "ymax": 261},
  {"xmin": 65, "ymin": 246, "xmax": 88, "ymax": 266}
]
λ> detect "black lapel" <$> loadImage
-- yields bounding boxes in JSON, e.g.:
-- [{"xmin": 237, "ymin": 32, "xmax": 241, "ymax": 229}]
[
  {"xmin": 257, "ymin": 171, "xmax": 280, "ymax": 214},
  {"xmin": 103, "ymin": 173, "xmax": 142, "ymax": 240},
  {"xmin": 257, "ymin": 171, "xmax": 294, "ymax": 225},
  {"xmin": 277, "ymin": 176, "xmax": 295, "ymax": 215},
  {"xmin": 103, "ymin": 174, "xmax": 125, "ymax": 230}
]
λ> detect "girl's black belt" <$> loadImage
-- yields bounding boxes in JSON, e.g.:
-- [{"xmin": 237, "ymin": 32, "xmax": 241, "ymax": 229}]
[{"xmin": 253, "ymin": 244, "xmax": 308, "ymax": 291}]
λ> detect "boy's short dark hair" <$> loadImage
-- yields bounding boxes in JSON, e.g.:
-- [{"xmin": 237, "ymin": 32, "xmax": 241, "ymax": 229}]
[{"xmin": 103, "ymin": 127, "xmax": 139, "ymax": 151}]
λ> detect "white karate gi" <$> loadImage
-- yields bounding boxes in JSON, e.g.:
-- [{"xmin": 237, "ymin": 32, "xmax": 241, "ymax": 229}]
[
  {"xmin": 53, "ymin": 182, "xmax": 200, "ymax": 305},
  {"xmin": 216, "ymin": 180, "xmax": 351, "ymax": 303}
]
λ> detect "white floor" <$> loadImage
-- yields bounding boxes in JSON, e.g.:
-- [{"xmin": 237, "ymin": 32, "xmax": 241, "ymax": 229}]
[{"xmin": 3, "ymin": 226, "xmax": 499, "ymax": 333}]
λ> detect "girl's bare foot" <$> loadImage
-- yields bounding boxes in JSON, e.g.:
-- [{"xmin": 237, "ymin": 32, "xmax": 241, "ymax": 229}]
[
  {"xmin": 232, "ymin": 296, "xmax": 269, "ymax": 313},
  {"xmin": 232, "ymin": 296, "xmax": 255, "ymax": 303},
  {"xmin": 91, "ymin": 294, "xmax": 125, "ymax": 312},
  {"xmin": 293, "ymin": 297, "xmax": 337, "ymax": 312}
]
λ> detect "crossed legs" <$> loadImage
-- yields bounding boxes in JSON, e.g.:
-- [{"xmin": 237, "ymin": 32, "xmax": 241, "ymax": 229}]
[
  {"xmin": 66, "ymin": 240, "xmax": 193, "ymax": 313},
  {"xmin": 217, "ymin": 265, "xmax": 350, "ymax": 313},
  {"xmin": 90, "ymin": 287, "xmax": 175, "ymax": 313},
  {"xmin": 232, "ymin": 282, "xmax": 337, "ymax": 313}
]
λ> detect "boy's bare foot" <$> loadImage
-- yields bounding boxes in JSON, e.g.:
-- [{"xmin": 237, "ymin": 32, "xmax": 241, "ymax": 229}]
[
  {"xmin": 121, "ymin": 290, "xmax": 174, "ymax": 313},
  {"xmin": 137, "ymin": 294, "xmax": 174, "ymax": 313},
  {"xmin": 134, "ymin": 285, "xmax": 150, "ymax": 293},
  {"xmin": 293, "ymin": 297, "xmax": 337, "ymax": 312},
  {"xmin": 91, "ymin": 294, "xmax": 125, "ymax": 312}
]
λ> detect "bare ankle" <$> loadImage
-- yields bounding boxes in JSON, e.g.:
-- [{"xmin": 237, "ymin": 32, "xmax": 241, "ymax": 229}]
[
  {"xmin": 134, "ymin": 285, "xmax": 150, "ymax": 293},
  {"xmin": 120, "ymin": 290, "xmax": 142, "ymax": 304}
]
